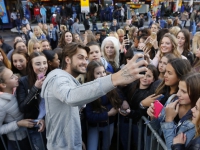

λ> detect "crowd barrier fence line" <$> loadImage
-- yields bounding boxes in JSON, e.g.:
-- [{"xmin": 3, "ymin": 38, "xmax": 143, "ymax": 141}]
[{"xmin": 0, "ymin": 116, "xmax": 167, "ymax": 150}]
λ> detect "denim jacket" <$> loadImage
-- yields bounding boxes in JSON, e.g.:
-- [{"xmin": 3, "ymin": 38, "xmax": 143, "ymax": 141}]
[{"xmin": 150, "ymin": 94, "xmax": 195, "ymax": 150}]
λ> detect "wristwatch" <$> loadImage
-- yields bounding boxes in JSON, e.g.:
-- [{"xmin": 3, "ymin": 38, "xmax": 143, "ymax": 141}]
[{"xmin": 139, "ymin": 102, "xmax": 147, "ymax": 109}]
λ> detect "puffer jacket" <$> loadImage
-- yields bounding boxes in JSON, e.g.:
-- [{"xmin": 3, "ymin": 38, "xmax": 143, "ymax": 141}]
[{"xmin": 0, "ymin": 92, "xmax": 26, "ymax": 140}]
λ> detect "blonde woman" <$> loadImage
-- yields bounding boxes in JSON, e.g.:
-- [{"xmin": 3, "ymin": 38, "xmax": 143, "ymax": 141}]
[
  {"xmin": 109, "ymin": 32, "xmax": 119, "ymax": 39},
  {"xmin": 72, "ymin": 33, "xmax": 83, "ymax": 43},
  {"xmin": 169, "ymin": 26, "xmax": 181, "ymax": 37},
  {"xmin": 151, "ymin": 33, "xmax": 185, "ymax": 67},
  {"xmin": 32, "ymin": 26, "xmax": 46, "ymax": 40},
  {"xmin": 60, "ymin": 25, "xmax": 67, "ymax": 37},
  {"xmin": 101, "ymin": 36, "xmax": 120, "ymax": 72},
  {"xmin": 27, "ymin": 38, "xmax": 41, "ymax": 55}
]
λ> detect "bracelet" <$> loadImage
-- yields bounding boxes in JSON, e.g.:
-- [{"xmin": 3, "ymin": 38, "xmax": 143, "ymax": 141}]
[{"xmin": 139, "ymin": 102, "xmax": 147, "ymax": 109}]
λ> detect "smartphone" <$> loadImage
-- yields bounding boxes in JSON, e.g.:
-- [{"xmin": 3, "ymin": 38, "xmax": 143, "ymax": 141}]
[
  {"xmin": 120, "ymin": 109, "xmax": 127, "ymax": 114},
  {"xmin": 133, "ymin": 49, "xmax": 144, "ymax": 63},
  {"xmin": 32, "ymin": 119, "xmax": 40, "ymax": 128},
  {"xmin": 134, "ymin": 49, "xmax": 145, "ymax": 74},
  {"xmin": 154, "ymin": 100, "xmax": 163, "ymax": 118},
  {"xmin": 37, "ymin": 73, "xmax": 44, "ymax": 80}
]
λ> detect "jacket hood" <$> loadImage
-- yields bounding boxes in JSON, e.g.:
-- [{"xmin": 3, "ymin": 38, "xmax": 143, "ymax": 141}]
[
  {"xmin": 41, "ymin": 69, "xmax": 79, "ymax": 98},
  {"xmin": 0, "ymin": 93, "xmax": 14, "ymax": 101}
]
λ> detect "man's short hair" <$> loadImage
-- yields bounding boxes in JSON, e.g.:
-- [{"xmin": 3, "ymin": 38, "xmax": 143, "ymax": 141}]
[{"xmin": 61, "ymin": 42, "xmax": 90, "ymax": 69}]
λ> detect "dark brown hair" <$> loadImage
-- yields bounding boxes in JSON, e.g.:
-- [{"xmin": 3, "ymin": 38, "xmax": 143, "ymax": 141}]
[
  {"xmin": 180, "ymin": 73, "xmax": 200, "ymax": 108},
  {"xmin": 86, "ymin": 60, "xmax": 122, "ymax": 110},
  {"xmin": 0, "ymin": 48, "xmax": 11, "ymax": 69},
  {"xmin": 58, "ymin": 31, "xmax": 72, "ymax": 48},
  {"xmin": 27, "ymin": 52, "xmax": 47, "ymax": 88},
  {"xmin": 61, "ymin": 42, "xmax": 90, "ymax": 70},
  {"xmin": 177, "ymin": 29, "xmax": 191, "ymax": 56},
  {"xmin": 11, "ymin": 49, "xmax": 29, "ymax": 75},
  {"xmin": 155, "ymin": 58, "xmax": 191, "ymax": 95}
]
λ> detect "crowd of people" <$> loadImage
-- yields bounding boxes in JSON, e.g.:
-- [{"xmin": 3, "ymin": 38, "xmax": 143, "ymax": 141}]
[{"xmin": 1, "ymin": 3, "xmax": 200, "ymax": 150}]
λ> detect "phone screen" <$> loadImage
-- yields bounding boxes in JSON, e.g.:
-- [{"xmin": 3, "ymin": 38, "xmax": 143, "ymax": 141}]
[{"xmin": 133, "ymin": 49, "xmax": 144, "ymax": 63}]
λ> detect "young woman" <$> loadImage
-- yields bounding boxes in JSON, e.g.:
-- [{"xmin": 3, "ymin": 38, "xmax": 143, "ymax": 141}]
[
  {"xmin": 101, "ymin": 37, "xmax": 120, "ymax": 72},
  {"xmin": 16, "ymin": 52, "xmax": 47, "ymax": 150},
  {"xmin": 42, "ymin": 23, "xmax": 49, "ymax": 41},
  {"xmin": 172, "ymin": 82, "xmax": 200, "ymax": 149},
  {"xmin": 85, "ymin": 61, "xmax": 122, "ymax": 150},
  {"xmin": 40, "ymin": 40, "xmax": 51, "ymax": 51},
  {"xmin": 86, "ymin": 41, "xmax": 114, "ymax": 73},
  {"xmin": 32, "ymin": 26, "xmax": 46, "ymax": 41},
  {"xmin": 119, "ymin": 64, "xmax": 159, "ymax": 150},
  {"xmin": 72, "ymin": 33, "xmax": 83, "ymax": 43},
  {"xmin": 59, "ymin": 25, "xmax": 67, "ymax": 37},
  {"xmin": 28, "ymin": 38, "xmax": 41, "ymax": 55},
  {"xmin": 42, "ymin": 50, "xmax": 60, "ymax": 71},
  {"xmin": 151, "ymin": 33, "xmax": 183, "ymax": 67},
  {"xmin": 0, "ymin": 66, "xmax": 34, "ymax": 150},
  {"xmin": 158, "ymin": 53, "xmax": 176, "ymax": 80},
  {"xmin": 0, "ymin": 48, "xmax": 11, "ymax": 69},
  {"xmin": 58, "ymin": 31, "xmax": 73, "ymax": 48},
  {"xmin": 147, "ymin": 59, "xmax": 194, "ymax": 150},
  {"xmin": 176, "ymin": 29, "xmax": 194, "ymax": 64},
  {"xmin": 11, "ymin": 49, "xmax": 29, "ymax": 77}
]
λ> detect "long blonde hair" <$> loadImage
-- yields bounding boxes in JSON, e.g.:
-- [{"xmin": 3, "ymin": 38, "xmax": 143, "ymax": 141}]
[
  {"xmin": 33, "ymin": 26, "xmax": 44, "ymax": 38},
  {"xmin": 193, "ymin": 32, "xmax": 200, "ymax": 54},
  {"xmin": 159, "ymin": 33, "xmax": 181, "ymax": 58},
  {"xmin": 28, "ymin": 38, "xmax": 41, "ymax": 55}
]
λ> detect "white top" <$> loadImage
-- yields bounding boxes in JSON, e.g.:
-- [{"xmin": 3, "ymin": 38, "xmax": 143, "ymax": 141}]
[{"xmin": 121, "ymin": 8, "xmax": 125, "ymax": 16}]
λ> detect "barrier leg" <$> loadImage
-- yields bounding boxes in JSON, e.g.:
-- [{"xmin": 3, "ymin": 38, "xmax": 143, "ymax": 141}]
[
  {"xmin": 25, "ymin": 129, "xmax": 35, "ymax": 150},
  {"xmin": 127, "ymin": 118, "xmax": 132, "ymax": 150},
  {"xmin": 13, "ymin": 132, "xmax": 21, "ymax": 150},
  {"xmin": 137, "ymin": 119, "xmax": 142, "ymax": 150},
  {"xmin": 39, "ymin": 132, "xmax": 46, "ymax": 150},
  {"xmin": 117, "ymin": 113, "xmax": 119, "ymax": 150}
]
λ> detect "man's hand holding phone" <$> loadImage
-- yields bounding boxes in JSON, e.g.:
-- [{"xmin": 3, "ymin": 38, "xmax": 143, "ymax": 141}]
[{"xmin": 165, "ymin": 100, "xmax": 179, "ymax": 122}]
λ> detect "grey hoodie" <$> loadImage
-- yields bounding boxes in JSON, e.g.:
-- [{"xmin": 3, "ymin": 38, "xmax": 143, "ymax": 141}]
[{"xmin": 41, "ymin": 69, "xmax": 115, "ymax": 150}]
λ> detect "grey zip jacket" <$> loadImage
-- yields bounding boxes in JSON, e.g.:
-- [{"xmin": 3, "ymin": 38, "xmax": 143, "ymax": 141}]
[{"xmin": 41, "ymin": 69, "xmax": 115, "ymax": 150}]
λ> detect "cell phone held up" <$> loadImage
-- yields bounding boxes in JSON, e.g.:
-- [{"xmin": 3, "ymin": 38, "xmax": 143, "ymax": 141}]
[
  {"xmin": 133, "ymin": 49, "xmax": 146, "ymax": 74},
  {"xmin": 154, "ymin": 100, "xmax": 163, "ymax": 118},
  {"xmin": 37, "ymin": 73, "xmax": 44, "ymax": 80}
]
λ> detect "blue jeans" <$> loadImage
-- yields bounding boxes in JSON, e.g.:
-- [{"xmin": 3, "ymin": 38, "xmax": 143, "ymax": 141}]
[
  {"xmin": 42, "ymin": 15, "xmax": 46, "ymax": 24},
  {"xmin": 28, "ymin": 129, "xmax": 45, "ymax": 150},
  {"xmin": 92, "ymin": 24, "xmax": 98, "ymax": 32},
  {"xmin": 72, "ymin": 13, "xmax": 77, "ymax": 21},
  {"xmin": 87, "ymin": 123, "xmax": 114, "ymax": 150},
  {"xmin": 181, "ymin": 20, "xmax": 186, "ymax": 28},
  {"xmin": 190, "ymin": 21, "xmax": 194, "ymax": 32}
]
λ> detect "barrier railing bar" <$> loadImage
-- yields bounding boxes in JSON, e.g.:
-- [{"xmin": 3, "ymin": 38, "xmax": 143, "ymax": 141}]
[
  {"xmin": 137, "ymin": 119, "xmax": 142, "ymax": 150},
  {"xmin": 141, "ymin": 116, "xmax": 167, "ymax": 150},
  {"xmin": 150, "ymin": 132, "xmax": 153, "ymax": 150},
  {"xmin": 144, "ymin": 122, "xmax": 148, "ymax": 150},
  {"xmin": 0, "ymin": 135, "xmax": 8, "ymax": 150},
  {"xmin": 117, "ymin": 113, "xmax": 119, "ymax": 150},
  {"xmin": 13, "ymin": 132, "xmax": 21, "ymax": 150},
  {"xmin": 127, "ymin": 118, "xmax": 132, "ymax": 150},
  {"xmin": 25, "ymin": 129, "xmax": 35, "ymax": 150}
]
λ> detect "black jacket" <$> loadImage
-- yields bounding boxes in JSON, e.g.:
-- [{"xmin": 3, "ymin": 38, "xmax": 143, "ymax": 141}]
[
  {"xmin": 0, "ymin": 42, "xmax": 13, "ymax": 54},
  {"xmin": 83, "ymin": 18, "xmax": 90, "ymax": 30},
  {"xmin": 110, "ymin": 25, "xmax": 120, "ymax": 32},
  {"xmin": 16, "ymin": 76, "xmax": 41, "ymax": 119},
  {"xmin": 171, "ymin": 136, "xmax": 200, "ymax": 150},
  {"xmin": 182, "ymin": 51, "xmax": 194, "ymax": 65}
]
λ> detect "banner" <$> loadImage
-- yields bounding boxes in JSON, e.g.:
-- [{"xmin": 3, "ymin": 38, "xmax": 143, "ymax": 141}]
[
  {"xmin": 0, "ymin": 0, "xmax": 9, "ymax": 23},
  {"xmin": 81, "ymin": 0, "xmax": 90, "ymax": 12}
]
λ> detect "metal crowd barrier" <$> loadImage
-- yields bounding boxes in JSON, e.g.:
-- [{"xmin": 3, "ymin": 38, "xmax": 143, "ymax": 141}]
[
  {"xmin": 0, "ymin": 128, "xmax": 46, "ymax": 150},
  {"xmin": 1, "ymin": 115, "xmax": 167, "ymax": 150},
  {"xmin": 137, "ymin": 116, "xmax": 167, "ymax": 150}
]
